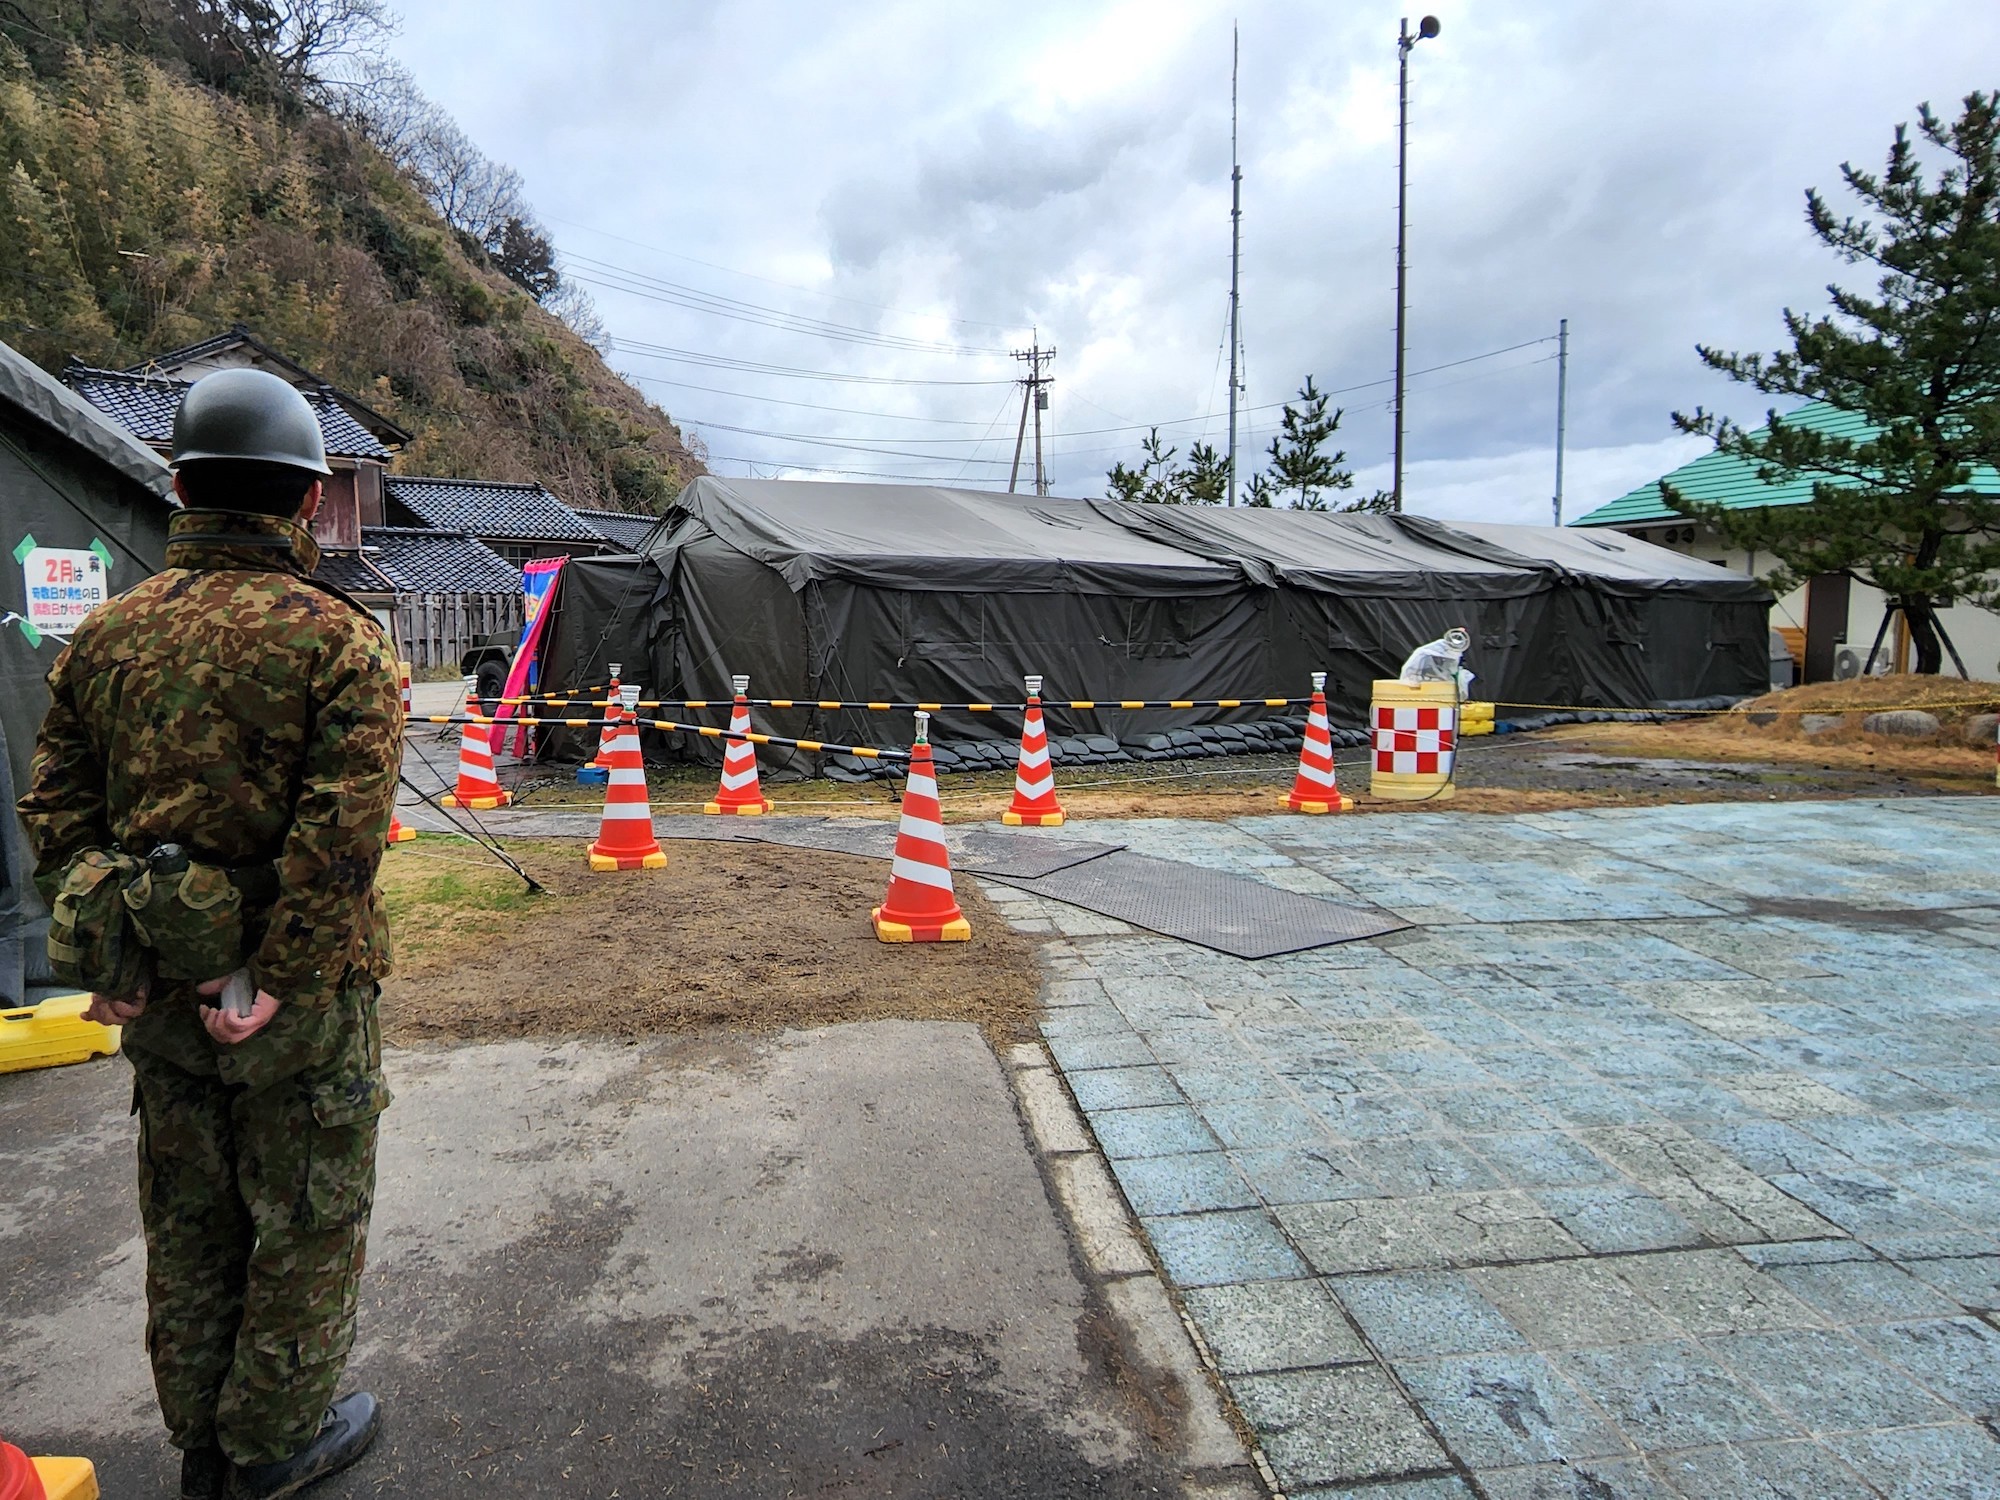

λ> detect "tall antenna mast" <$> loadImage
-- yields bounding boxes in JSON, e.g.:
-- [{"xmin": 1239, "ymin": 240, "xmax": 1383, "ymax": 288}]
[
  {"xmin": 1552, "ymin": 317, "xmax": 1569, "ymax": 526},
  {"xmin": 1226, "ymin": 22, "xmax": 1243, "ymax": 508}
]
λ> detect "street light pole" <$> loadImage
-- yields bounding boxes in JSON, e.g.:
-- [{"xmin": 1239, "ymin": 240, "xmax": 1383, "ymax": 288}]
[{"xmin": 1392, "ymin": 14, "xmax": 1439, "ymax": 515}]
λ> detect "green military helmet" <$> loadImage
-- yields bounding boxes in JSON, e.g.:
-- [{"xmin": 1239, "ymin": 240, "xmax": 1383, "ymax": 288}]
[{"xmin": 171, "ymin": 367, "xmax": 332, "ymax": 476}]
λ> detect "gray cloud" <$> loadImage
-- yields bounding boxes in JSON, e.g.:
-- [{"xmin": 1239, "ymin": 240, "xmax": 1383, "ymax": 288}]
[{"xmin": 389, "ymin": 0, "xmax": 2000, "ymax": 519}]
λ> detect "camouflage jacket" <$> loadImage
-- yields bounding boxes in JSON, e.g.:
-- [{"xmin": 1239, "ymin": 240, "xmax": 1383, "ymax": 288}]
[{"xmin": 18, "ymin": 508, "xmax": 400, "ymax": 1012}]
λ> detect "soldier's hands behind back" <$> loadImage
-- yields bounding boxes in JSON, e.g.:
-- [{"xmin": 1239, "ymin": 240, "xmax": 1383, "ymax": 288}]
[
  {"xmin": 82, "ymin": 984, "xmax": 148, "ymax": 1026},
  {"xmin": 195, "ymin": 976, "xmax": 280, "ymax": 1043}
]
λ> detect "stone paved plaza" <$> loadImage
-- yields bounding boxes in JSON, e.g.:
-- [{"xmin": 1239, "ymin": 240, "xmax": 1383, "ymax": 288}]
[{"xmin": 989, "ymin": 798, "xmax": 2000, "ymax": 1499}]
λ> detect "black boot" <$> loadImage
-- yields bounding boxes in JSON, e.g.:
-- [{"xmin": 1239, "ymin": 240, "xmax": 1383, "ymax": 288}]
[
  {"xmin": 181, "ymin": 1441, "xmax": 230, "ymax": 1500},
  {"xmin": 228, "ymin": 1392, "xmax": 381, "ymax": 1499}
]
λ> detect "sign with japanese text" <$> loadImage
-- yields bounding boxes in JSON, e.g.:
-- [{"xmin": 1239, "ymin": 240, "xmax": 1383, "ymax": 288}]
[{"xmin": 21, "ymin": 543, "xmax": 111, "ymax": 639}]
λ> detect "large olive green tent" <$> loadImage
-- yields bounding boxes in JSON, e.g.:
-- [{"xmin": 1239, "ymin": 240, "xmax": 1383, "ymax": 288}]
[{"xmin": 0, "ymin": 339, "xmax": 175, "ymax": 1005}]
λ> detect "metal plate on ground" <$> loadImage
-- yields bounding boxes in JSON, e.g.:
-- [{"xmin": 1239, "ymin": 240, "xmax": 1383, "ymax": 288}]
[
  {"xmin": 987, "ymin": 852, "xmax": 1410, "ymax": 958},
  {"xmin": 742, "ymin": 819, "xmax": 1123, "ymax": 880}
]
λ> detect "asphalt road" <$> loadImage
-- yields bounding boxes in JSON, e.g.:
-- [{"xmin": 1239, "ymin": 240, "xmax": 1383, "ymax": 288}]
[{"xmin": 3, "ymin": 1021, "xmax": 1240, "ymax": 1497}]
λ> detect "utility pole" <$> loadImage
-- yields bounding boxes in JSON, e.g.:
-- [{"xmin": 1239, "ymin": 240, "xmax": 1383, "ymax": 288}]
[
  {"xmin": 1010, "ymin": 340, "xmax": 1054, "ymax": 496},
  {"xmin": 1226, "ymin": 23, "xmax": 1243, "ymax": 507},
  {"xmin": 1552, "ymin": 317, "xmax": 1569, "ymax": 527},
  {"xmin": 1393, "ymin": 15, "xmax": 1439, "ymax": 514}
]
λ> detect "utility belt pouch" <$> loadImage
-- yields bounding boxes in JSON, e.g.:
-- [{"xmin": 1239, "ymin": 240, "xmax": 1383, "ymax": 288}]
[
  {"xmin": 121, "ymin": 846, "xmax": 261, "ymax": 983},
  {"xmin": 47, "ymin": 848, "xmax": 150, "ymax": 996}
]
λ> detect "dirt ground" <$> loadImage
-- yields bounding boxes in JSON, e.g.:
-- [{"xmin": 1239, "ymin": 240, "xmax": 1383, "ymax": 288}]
[{"xmin": 376, "ymin": 839, "xmax": 1044, "ymax": 1046}]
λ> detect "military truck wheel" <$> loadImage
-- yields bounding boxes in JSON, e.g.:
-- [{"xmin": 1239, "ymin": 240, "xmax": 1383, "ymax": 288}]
[{"xmin": 475, "ymin": 660, "xmax": 507, "ymax": 716}]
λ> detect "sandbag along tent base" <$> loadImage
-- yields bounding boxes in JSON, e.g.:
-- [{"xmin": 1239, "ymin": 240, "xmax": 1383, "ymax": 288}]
[
  {"xmin": 538, "ymin": 478, "xmax": 1771, "ymax": 768},
  {"xmin": 0, "ymin": 342, "xmax": 175, "ymax": 1008}
]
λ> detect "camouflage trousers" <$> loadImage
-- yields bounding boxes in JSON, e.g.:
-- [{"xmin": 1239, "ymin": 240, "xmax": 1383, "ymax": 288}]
[{"xmin": 128, "ymin": 1019, "xmax": 387, "ymax": 1466}]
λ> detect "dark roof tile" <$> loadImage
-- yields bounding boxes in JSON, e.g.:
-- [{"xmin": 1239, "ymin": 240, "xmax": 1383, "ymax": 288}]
[
  {"xmin": 569, "ymin": 507, "xmax": 665, "ymax": 552},
  {"xmin": 363, "ymin": 526, "xmax": 522, "ymax": 593},
  {"xmin": 385, "ymin": 475, "xmax": 605, "ymax": 542},
  {"xmin": 313, "ymin": 548, "xmax": 397, "ymax": 595},
  {"xmin": 63, "ymin": 366, "xmax": 394, "ymax": 460}
]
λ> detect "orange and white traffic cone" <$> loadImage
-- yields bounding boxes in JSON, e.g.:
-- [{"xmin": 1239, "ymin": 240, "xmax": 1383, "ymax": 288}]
[
  {"xmin": 441, "ymin": 677, "xmax": 511, "ymax": 809},
  {"xmin": 873, "ymin": 712, "xmax": 970, "ymax": 943},
  {"xmin": 587, "ymin": 701, "xmax": 666, "ymax": 871},
  {"xmin": 1002, "ymin": 673, "xmax": 1065, "ymax": 827},
  {"xmin": 591, "ymin": 662, "xmax": 622, "ymax": 770},
  {"xmin": 387, "ymin": 661, "xmax": 418, "ymax": 844},
  {"xmin": 705, "ymin": 674, "xmax": 774, "ymax": 815},
  {"xmin": 1285, "ymin": 671, "xmax": 1355, "ymax": 813}
]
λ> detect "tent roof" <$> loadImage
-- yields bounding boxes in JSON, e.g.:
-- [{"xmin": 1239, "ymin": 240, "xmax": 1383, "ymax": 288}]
[
  {"xmin": 662, "ymin": 476, "xmax": 1242, "ymax": 593},
  {"xmin": 0, "ymin": 345, "xmax": 174, "ymax": 499},
  {"xmin": 1405, "ymin": 518, "xmax": 1768, "ymax": 596},
  {"xmin": 1083, "ymin": 501, "xmax": 1769, "ymax": 599},
  {"xmin": 1089, "ymin": 502, "xmax": 1551, "ymax": 594}
]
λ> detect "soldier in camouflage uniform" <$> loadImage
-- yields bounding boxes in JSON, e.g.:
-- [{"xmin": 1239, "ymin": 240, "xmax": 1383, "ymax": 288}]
[{"xmin": 19, "ymin": 369, "xmax": 400, "ymax": 1500}]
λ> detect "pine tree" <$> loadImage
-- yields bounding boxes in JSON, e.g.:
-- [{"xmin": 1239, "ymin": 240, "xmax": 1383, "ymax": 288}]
[
  {"xmin": 1107, "ymin": 428, "xmax": 1184, "ymax": 504},
  {"xmin": 1665, "ymin": 93, "xmax": 2000, "ymax": 674},
  {"xmin": 1264, "ymin": 376, "xmax": 1356, "ymax": 509},
  {"xmin": 1182, "ymin": 441, "xmax": 1228, "ymax": 504}
]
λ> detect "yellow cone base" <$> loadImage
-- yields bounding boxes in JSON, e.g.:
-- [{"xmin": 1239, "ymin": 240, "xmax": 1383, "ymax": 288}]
[
  {"xmin": 31, "ymin": 1456, "xmax": 98, "ymax": 1500},
  {"xmin": 588, "ymin": 845, "xmax": 667, "ymax": 871},
  {"xmin": 704, "ymin": 798, "xmax": 774, "ymax": 815},
  {"xmin": 1285, "ymin": 793, "xmax": 1356, "ymax": 814},
  {"xmin": 1002, "ymin": 809, "xmax": 1065, "ymax": 827},
  {"xmin": 873, "ymin": 907, "xmax": 972, "ymax": 943},
  {"xmin": 441, "ymin": 791, "xmax": 510, "ymax": 810},
  {"xmin": 0, "ymin": 995, "xmax": 121, "ymax": 1074},
  {"xmin": 387, "ymin": 824, "xmax": 418, "ymax": 844}
]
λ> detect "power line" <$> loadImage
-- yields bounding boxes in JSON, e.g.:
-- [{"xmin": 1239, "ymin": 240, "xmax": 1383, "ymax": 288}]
[
  {"xmin": 622, "ymin": 371, "xmax": 1003, "ymax": 424},
  {"xmin": 566, "ymin": 253, "xmax": 1012, "ymax": 356},
  {"xmin": 660, "ymin": 339, "xmax": 1560, "ymax": 449},
  {"xmin": 684, "ymin": 419, "xmax": 1014, "ymax": 466},
  {"xmin": 613, "ymin": 338, "xmax": 1014, "ymax": 386},
  {"xmin": 704, "ymin": 452, "xmax": 1014, "ymax": 483},
  {"xmin": 547, "ymin": 214, "xmax": 1018, "ymax": 333}
]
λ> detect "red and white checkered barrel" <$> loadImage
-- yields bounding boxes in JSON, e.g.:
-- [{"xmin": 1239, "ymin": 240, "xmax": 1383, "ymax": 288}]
[{"xmin": 1369, "ymin": 679, "xmax": 1459, "ymax": 801}]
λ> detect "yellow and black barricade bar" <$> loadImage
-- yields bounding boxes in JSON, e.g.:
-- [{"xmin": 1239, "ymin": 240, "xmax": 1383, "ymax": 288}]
[
  {"xmin": 423, "ymin": 714, "xmax": 910, "ymax": 762},
  {"xmin": 489, "ymin": 694, "xmax": 1318, "ymax": 712}
]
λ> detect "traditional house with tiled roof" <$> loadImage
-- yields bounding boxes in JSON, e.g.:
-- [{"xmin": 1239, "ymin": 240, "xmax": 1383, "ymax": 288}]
[
  {"xmin": 1574, "ymin": 401, "xmax": 2000, "ymax": 682},
  {"xmin": 569, "ymin": 507, "xmax": 665, "ymax": 554},
  {"xmin": 383, "ymin": 475, "xmax": 613, "ymax": 568},
  {"xmin": 358, "ymin": 527, "xmax": 525, "ymax": 670},
  {"xmin": 64, "ymin": 329, "xmax": 408, "ymax": 626}
]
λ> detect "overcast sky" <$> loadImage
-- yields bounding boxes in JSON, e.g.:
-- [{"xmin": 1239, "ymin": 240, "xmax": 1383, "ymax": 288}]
[{"xmin": 388, "ymin": 0, "xmax": 2000, "ymax": 523}]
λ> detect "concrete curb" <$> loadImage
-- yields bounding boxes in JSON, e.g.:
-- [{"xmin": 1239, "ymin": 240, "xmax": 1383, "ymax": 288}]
[{"xmin": 1002, "ymin": 1039, "xmax": 1273, "ymax": 1499}]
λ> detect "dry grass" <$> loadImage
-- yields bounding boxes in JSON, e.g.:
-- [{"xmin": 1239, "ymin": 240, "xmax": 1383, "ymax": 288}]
[
  {"xmin": 1731, "ymin": 673, "xmax": 2000, "ymax": 720},
  {"xmin": 376, "ymin": 838, "xmax": 1044, "ymax": 1046},
  {"xmin": 1545, "ymin": 673, "xmax": 1999, "ymax": 784}
]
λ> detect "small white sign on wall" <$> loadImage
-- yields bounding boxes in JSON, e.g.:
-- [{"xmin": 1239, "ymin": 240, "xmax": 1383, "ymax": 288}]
[{"xmin": 19, "ymin": 540, "xmax": 112, "ymax": 640}]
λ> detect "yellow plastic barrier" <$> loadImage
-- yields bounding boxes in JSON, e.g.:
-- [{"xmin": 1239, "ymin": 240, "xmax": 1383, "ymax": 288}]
[
  {"xmin": 1369, "ymin": 680, "xmax": 1459, "ymax": 801},
  {"xmin": 33, "ymin": 1456, "xmax": 100, "ymax": 1499},
  {"xmin": 1459, "ymin": 700, "xmax": 1496, "ymax": 737},
  {"xmin": 0, "ymin": 995, "xmax": 121, "ymax": 1075}
]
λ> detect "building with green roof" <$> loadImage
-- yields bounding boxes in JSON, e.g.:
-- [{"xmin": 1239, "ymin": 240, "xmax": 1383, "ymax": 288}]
[{"xmin": 1572, "ymin": 401, "xmax": 2000, "ymax": 682}]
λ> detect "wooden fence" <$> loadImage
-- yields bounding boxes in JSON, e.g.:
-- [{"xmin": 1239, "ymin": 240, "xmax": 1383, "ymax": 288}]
[{"xmin": 394, "ymin": 591, "xmax": 523, "ymax": 672}]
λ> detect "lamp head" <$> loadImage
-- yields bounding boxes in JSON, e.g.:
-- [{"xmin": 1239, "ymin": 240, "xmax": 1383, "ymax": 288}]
[{"xmin": 1418, "ymin": 14, "xmax": 1441, "ymax": 39}]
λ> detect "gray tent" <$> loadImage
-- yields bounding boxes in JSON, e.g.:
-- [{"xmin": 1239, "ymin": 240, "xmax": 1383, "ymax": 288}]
[
  {"xmin": 539, "ymin": 477, "xmax": 1770, "ymax": 765},
  {"xmin": 0, "ymin": 340, "xmax": 175, "ymax": 1005},
  {"xmin": 1091, "ymin": 503, "xmax": 1773, "ymax": 710}
]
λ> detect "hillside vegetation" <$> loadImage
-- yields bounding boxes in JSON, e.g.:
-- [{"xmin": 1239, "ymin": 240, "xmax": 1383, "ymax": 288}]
[{"xmin": 0, "ymin": 30, "xmax": 700, "ymax": 511}]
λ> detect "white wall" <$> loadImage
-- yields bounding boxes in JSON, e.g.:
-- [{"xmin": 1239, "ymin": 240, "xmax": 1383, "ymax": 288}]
[{"xmin": 1617, "ymin": 522, "xmax": 2000, "ymax": 680}]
